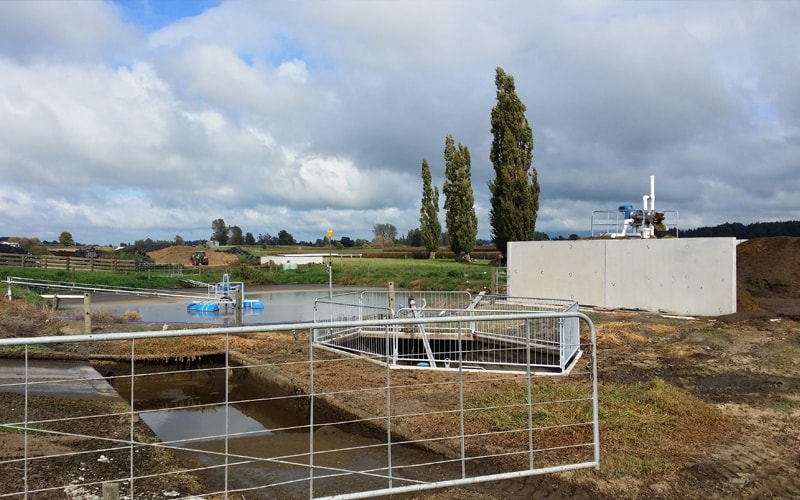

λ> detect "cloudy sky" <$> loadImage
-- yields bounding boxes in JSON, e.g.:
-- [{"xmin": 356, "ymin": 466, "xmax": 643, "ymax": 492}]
[{"xmin": 1, "ymin": 1, "xmax": 798, "ymax": 245}]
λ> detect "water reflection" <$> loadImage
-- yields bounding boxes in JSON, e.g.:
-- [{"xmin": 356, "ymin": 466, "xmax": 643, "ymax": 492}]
[
  {"xmin": 112, "ymin": 366, "xmax": 454, "ymax": 498},
  {"xmin": 141, "ymin": 406, "xmax": 274, "ymax": 447}
]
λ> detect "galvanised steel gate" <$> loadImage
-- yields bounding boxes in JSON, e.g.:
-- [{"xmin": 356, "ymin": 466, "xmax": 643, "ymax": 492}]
[{"xmin": 0, "ymin": 312, "xmax": 598, "ymax": 499}]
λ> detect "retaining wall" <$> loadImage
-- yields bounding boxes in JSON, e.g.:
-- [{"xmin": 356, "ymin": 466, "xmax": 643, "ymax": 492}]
[{"xmin": 507, "ymin": 238, "xmax": 737, "ymax": 316}]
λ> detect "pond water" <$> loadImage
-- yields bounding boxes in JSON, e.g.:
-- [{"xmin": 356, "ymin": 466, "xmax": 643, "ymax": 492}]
[
  {"xmin": 89, "ymin": 287, "xmax": 330, "ymax": 325},
  {"xmin": 111, "ymin": 364, "xmax": 451, "ymax": 498}
]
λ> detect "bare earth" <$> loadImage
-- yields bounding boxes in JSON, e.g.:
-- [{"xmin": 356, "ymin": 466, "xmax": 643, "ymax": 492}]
[
  {"xmin": 1, "ymin": 237, "xmax": 799, "ymax": 499},
  {"xmin": 148, "ymin": 245, "xmax": 240, "ymax": 267}
]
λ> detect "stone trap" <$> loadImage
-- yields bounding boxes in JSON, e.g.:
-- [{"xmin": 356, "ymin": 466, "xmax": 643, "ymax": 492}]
[{"xmin": 313, "ymin": 290, "xmax": 582, "ymax": 374}]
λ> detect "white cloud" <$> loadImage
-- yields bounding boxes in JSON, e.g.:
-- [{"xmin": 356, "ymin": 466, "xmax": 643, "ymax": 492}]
[{"xmin": 0, "ymin": 0, "xmax": 798, "ymax": 244}]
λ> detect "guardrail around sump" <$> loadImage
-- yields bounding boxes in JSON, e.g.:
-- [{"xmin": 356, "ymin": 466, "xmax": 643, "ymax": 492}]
[
  {"xmin": 314, "ymin": 291, "xmax": 581, "ymax": 374},
  {"xmin": 0, "ymin": 313, "xmax": 599, "ymax": 499}
]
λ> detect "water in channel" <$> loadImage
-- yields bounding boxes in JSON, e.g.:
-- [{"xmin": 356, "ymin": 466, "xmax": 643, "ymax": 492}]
[{"xmin": 111, "ymin": 363, "xmax": 452, "ymax": 498}]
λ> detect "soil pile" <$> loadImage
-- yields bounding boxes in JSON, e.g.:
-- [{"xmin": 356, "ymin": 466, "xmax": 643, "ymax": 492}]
[
  {"xmin": 147, "ymin": 245, "xmax": 240, "ymax": 267},
  {"xmin": 737, "ymin": 236, "xmax": 800, "ymax": 299},
  {"xmin": 735, "ymin": 236, "xmax": 800, "ymax": 317}
]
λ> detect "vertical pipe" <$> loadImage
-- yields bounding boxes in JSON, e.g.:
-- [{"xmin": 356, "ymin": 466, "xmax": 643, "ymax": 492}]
[
  {"xmin": 457, "ymin": 320, "xmax": 466, "ymax": 479},
  {"xmin": 526, "ymin": 319, "xmax": 534, "ymax": 470},
  {"xmin": 129, "ymin": 339, "xmax": 135, "ymax": 499},
  {"xmin": 650, "ymin": 175, "xmax": 655, "ymax": 211},
  {"xmin": 24, "ymin": 345, "xmax": 29, "ymax": 498},
  {"xmin": 224, "ymin": 333, "xmax": 230, "ymax": 497},
  {"xmin": 308, "ymin": 326, "xmax": 316, "ymax": 498},
  {"xmin": 385, "ymin": 324, "xmax": 393, "ymax": 489}
]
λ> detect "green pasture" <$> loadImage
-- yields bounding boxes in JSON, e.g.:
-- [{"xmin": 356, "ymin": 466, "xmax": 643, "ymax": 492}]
[{"xmin": 1, "ymin": 257, "xmax": 499, "ymax": 293}]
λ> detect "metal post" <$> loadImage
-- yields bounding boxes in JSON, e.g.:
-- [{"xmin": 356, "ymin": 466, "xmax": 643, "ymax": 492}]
[
  {"xmin": 83, "ymin": 293, "xmax": 91, "ymax": 334},
  {"xmin": 327, "ymin": 229, "xmax": 334, "ymax": 300}
]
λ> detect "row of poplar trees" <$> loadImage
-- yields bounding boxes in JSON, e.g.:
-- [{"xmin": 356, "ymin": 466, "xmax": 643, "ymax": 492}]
[{"xmin": 419, "ymin": 67, "xmax": 539, "ymax": 260}]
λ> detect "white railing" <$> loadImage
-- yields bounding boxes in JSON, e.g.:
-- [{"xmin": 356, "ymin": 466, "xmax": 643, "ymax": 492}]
[
  {"xmin": 591, "ymin": 209, "xmax": 679, "ymax": 238},
  {"xmin": 314, "ymin": 292, "xmax": 581, "ymax": 374}
]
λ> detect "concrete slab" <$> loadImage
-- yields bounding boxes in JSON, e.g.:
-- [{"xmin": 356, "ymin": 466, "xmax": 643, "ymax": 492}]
[{"xmin": 0, "ymin": 359, "xmax": 122, "ymax": 400}]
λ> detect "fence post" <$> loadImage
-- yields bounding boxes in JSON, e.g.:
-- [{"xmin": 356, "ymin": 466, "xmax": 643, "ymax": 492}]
[
  {"xmin": 387, "ymin": 281, "xmax": 395, "ymax": 313},
  {"xmin": 83, "ymin": 293, "xmax": 92, "ymax": 334},
  {"xmin": 102, "ymin": 482, "xmax": 119, "ymax": 500}
]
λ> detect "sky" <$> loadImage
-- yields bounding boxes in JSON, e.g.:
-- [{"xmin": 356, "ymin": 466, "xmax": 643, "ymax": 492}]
[{"xmin": 1, "ymin": 1, "xmax": 799, "ymax": 245}]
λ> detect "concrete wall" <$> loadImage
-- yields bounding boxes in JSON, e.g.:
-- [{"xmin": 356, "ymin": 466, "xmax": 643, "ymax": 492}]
[{"xmin": 507, "ymin": 238, "xmax": 736, "ymax": 316}]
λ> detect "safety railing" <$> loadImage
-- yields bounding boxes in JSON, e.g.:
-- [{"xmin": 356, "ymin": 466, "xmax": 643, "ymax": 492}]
[
  {"xmin": 314, "ymin": 291, "xmax": 581, "ymax": 374},
  {"xmin": 591, "ymin": 209, "xmax": 679, "ymax": 238},
  {"xmin": 0, "ymin": 312, "xmax": 598, "ymax": 499}
]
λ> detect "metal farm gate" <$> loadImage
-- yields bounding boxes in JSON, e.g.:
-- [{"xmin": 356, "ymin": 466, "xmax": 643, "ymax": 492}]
[{"xmin": 0, "ymin": 311, "xmax": 598, "ymax": 499}]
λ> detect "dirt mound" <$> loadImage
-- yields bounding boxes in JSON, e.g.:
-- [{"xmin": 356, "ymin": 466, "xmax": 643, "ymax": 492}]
[
  {"xmin": 147, "ymin": 246, "xmax": 240, "ymax": 267},
  {"xmin": 734, "ymin": 236, "xmax": 800, "ymax": 317},
  {"xmin": 737, "ymin": 236, "xmax": 800, "ymax": 299}
]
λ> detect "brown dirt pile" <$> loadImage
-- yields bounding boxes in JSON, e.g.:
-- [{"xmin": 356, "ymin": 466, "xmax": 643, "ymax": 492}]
[
  {"xmin": 735, "ymin": 236, "xmax": 800, "ymax": 317},
  {"xmin": 147, "ymin": 245, "xmax": 240, "ymax": 267},
  {"xmin": 737, "ymin": 236, "xmax": 800, "ymax": 299}
]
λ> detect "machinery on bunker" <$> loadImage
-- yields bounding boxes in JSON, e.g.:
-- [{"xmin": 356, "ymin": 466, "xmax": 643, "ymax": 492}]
[
  {"xmin": 191, "ymin": 251, "xmax": 209, "ymax": 266},
  {"xmin": 591, "ymin": 175, "xmax": 679, "ymax": 238}
]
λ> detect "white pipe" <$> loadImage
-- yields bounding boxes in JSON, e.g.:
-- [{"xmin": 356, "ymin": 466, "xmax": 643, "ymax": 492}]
[{"xmin": 650, "ymin": 175, "xmax": 655, "ymax": 211}]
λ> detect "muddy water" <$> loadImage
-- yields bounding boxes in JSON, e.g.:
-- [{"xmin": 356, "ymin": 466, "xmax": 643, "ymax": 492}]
[
  {"xmin": 111, "ymin": 363, "xmax": 456, "ymax": 498},
  {"xmin": 90, "ymin": 287, "xmax": 327, "ymax": 325}
]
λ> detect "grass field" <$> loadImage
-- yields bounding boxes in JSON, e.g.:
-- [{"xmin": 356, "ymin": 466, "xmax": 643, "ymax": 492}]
[{"xmin": 0, "ymin": 257, "xmax": 500, "ymax": 294}]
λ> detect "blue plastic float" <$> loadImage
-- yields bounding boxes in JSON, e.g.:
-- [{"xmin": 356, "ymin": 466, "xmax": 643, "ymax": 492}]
[{"xmin": 186, "ymin": 273, "xmax": 264, "ymax": 313}]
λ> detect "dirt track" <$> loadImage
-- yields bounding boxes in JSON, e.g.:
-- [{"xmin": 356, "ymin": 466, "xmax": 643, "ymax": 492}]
[{"xmin": 1, "ymin": 237, "xmax": 799, "ymax": 499}]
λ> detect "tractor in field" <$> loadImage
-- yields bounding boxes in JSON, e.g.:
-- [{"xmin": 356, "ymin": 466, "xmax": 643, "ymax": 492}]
[{"xmin": 191, "ymin": 251, "xmax": 209, "ymax": 266}]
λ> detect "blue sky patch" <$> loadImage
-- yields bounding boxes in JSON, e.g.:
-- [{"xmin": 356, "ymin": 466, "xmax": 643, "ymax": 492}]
[{"xmin": 113, "ymin": 0, "xmax": 221, "ymax": 32}]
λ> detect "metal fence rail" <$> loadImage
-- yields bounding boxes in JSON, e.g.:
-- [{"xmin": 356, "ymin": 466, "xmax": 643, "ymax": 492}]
[
  {"xmin": 6, "ymin": 276, "xmax": 207, "ymax": 301},
  {"xmin": 590, "ymin": 209, "xmax": 679, "ymax": 237},
  {"xmin": 0, "ymin": 312, "xmax": 598, "ymax": 499}
]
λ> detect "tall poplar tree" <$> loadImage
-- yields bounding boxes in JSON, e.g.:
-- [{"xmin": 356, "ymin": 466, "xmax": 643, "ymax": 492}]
[
  {"xmin": 419, "ymin": 158, "xmax": 442, "ymax": 259},
  {"xmin": 443, "ymin": 134, "xmax": 478, "ymax": 260},
  {"xmin": 488, "ymin": 67, "xmax": 539, "ymax": 255},
  {"xmin": 211, "ymin": 218, "xmax": 229, "ymax": 245}
]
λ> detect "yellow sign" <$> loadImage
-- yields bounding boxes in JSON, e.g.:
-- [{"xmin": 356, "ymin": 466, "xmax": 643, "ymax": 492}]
[{"xmin": 327, "ymin": 229, "xmax": 333, "ymax": 239}]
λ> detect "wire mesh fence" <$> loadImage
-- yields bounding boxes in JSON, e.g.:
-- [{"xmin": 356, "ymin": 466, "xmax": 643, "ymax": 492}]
[{"xmin": 0, "ymin": 310, "xmax": 598, "ymax": 499}]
